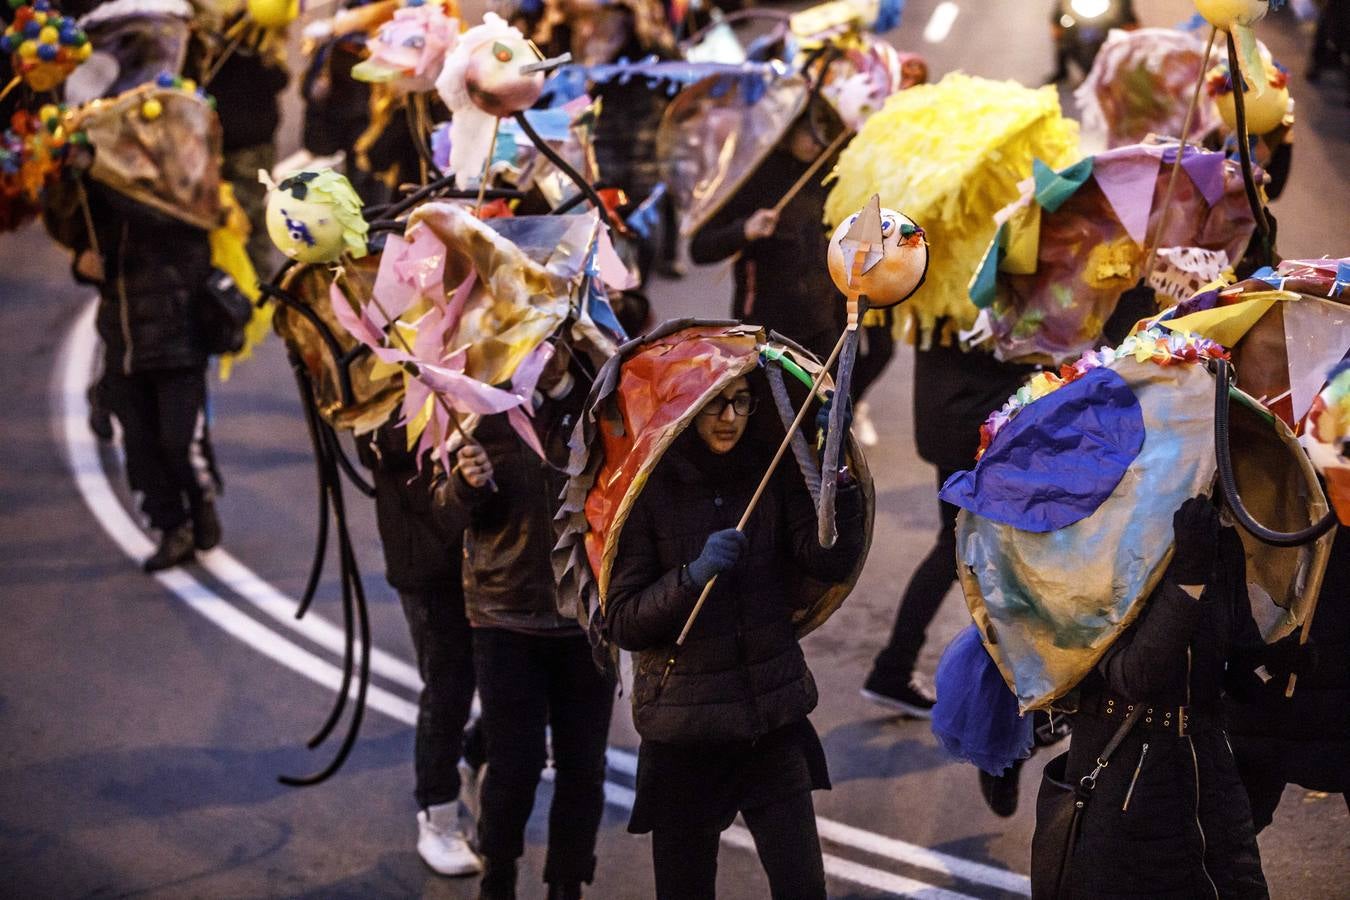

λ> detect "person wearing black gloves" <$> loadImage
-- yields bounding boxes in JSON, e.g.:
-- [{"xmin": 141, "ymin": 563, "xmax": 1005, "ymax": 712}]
[
  {"xmin": 1226, "ymin": 526, "xmax": 1350, "ymax": 831},
  {"xmin": 437, "ymin": 346, "xmax": 615, "ymax": 900},
  {"xmin": 1036, "ymin": 496, "xmax": 1271, "ymax": 899},
  {"xmin": 605, "ymin": 376, "xmax": 866, "ymax": 900},
  {"xmin": 862, "ymin": 338, "xmax": 1037, "ymax": 718}
]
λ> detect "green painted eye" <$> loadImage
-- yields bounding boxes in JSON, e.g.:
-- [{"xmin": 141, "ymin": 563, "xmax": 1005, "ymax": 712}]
[{"xmin": 492, "ymin": 41, "xmax": 513, "ymax": 63}]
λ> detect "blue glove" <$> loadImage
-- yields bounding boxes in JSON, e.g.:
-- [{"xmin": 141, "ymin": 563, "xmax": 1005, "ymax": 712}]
[
  {"xmin": 816, "ymin": 390, "xmax": 853, "ymax": 441},
  {"xmin": 687, "ymin": 529, "xmax": 749, "ymax": 587}
]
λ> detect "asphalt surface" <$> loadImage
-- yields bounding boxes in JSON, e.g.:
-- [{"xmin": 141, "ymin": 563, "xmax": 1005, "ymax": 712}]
[{"xmin": 2, "ymin": 1, "xmax": 1348, "ymax": 898}]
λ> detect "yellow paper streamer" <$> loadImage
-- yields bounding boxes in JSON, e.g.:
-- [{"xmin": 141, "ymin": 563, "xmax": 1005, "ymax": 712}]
[
  {"xmin": 1163, "ymin": 290, "xmax": 1298, "ymax": 347},
  {"xmin": 213, "ymin": 184, "xmax": 269, "ymax": 381}
]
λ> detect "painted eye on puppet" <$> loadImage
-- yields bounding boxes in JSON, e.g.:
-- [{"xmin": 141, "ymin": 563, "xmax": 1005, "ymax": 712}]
[{"xmin": 492, "ymin": 41, "xmax": 513, "ymax": 63}]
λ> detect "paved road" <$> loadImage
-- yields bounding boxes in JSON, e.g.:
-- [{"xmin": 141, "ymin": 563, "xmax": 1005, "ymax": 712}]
[{"xmin": 2, "ymin": 2, "xmax": 1348, "ymax": 898}]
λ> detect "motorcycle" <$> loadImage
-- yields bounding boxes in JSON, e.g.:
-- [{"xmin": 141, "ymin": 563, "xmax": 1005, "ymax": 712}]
[{"xmin": 1049, "ymin": 0, "xmax": 1138, "ymax": 83}]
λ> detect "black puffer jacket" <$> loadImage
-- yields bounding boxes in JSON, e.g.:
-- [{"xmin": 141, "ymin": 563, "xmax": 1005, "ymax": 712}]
[
  {"xmin": 1226, "ymin": 527, "xmax": 1350, "ymax": 800},
  {"xmin": 54, "ymin": 181, "xmax": 213, "ymax": 374},
  {"xmin": 606, "ymin": 430, "xmax": 865, "ymax": 744},
  {"xmin": 689, "ymin": 148, "xmax": 844, "ymax": 359},
  {"xmin": 442, "ymin": 384, "xmax": 583, "ymax": 634},
  {"xmin": 358, "ymin": 420, "xmax": 463, "ymax": 594},
  {"xmin": 1061, "ymin": 527, "xmax": 1269, "ymax": 900},
  {"xmin": 913, "ymin": 335, "xmax": 1037, "ymax": 470}
]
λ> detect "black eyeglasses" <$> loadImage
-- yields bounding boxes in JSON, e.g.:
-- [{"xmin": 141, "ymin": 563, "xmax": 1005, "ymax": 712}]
[{"xmin": 698, "ymin": 393, "xmax": 757, "ymax": 418}]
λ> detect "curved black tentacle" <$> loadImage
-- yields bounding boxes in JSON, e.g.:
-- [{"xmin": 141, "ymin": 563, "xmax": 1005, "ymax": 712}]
[
  {"xmin": 261, "ymin": 280, "xmax": 359, "ymax": 408},
  {"xmin": 288, "ymin": 355, "xmax": 332, "ymax": 620},
  {"xmin": 328, "ymin": 428, "xmax": 376, "ymax": 498},
  {"xmin": 1225, "ymin": 31, "xmax": 1274, "ymax": 267},
  {"xmin": 1213, "ymin": 358, "xmax": 1337, "ymax": 546},
  {"xmin": 300, "ymin": 426, "xmax": 356, "ymax": 752},
  {"xmin": 278, "ymin": 436, "xmax": 372, "ymax": 786},
  {"xmin": 513, "ymin": 112, "xmax": 618, "ymax": 233}
]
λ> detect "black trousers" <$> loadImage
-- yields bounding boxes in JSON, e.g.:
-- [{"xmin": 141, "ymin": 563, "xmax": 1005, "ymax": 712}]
[
  {"xmin": 651, "ymin": 791, "xmax": 826, "ymax": 900},
  {"xmin": 871, "ymin": 467, "xmax": 961, "ymax": 678},
  {"xmin": 472, "ymin": 628, "xmax": 615, "ymax": 885},
  {"xmin": 399, "ymin": 586, "xmax": 476, "ymax": 809},
  {"xmin": 850, "ymin": 321, "xmax": 896, "ymax": 404},
  {"xmin": 102, "ymin": 363, "xmax": 212, "ymax": 530}
]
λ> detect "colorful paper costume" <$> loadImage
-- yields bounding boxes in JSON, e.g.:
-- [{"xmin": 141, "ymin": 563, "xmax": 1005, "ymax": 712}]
[
  {"xmin": 1158, "ymin": 257, "xmax": 1350, "ymax": 429},
  {"xmin": 943, "ymin": 328, "xmax": 1331, "ymax": 711},
  {"xmin": 659, "ymin": 70, "xmax": 811, "ymax": 238},
  {"xmin": 0, "ymin": 104, "xmax": 79, "ymax": 232},
  {"xmin": 824, "ymin": 73, "xmax": 1080, "ymax": 341},
  {"xmin": 351, "ymin": 0, "xmax": 459, "ymax": 94},
  {"xmin": 69, "ymin": 81, "xmax": 223, "ymax": 229},
  {"xmin": 1075, "ymin": 27, "xmax": 1223, "ymax": 149},
  {"xmin": 281, "ymin": 203, "xmax": 625, "ymax": 470},
  {"xmin": 435, "ymin": 12, "xmax": 545, "ymax": 188},
  {"xmin": 67, "ymin": 0, "xmax": 194, "ymax": 103},
  {"xmin": 553, "ymin": 321, "xmax": 875, "ymax": 627},
  {"xmin": 967, "ymin": 143, "xmax": 1258, "ymax": 363},
  {"xmin": 1303, "ymin": 362, "xmax": 1350, "ymax": 526},
  {"xmin": 1, "ymin": 0, "xmax": 93, "ymax": 93}
]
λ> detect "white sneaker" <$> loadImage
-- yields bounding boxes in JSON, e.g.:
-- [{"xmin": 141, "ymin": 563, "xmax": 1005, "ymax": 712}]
[
  {"xmin": 855, "ymin": 401, "xmax": 879, "ymax": 447},
  {"xmin": 416, "ymin": 803, "xmax": 483, "ymax": 877}
]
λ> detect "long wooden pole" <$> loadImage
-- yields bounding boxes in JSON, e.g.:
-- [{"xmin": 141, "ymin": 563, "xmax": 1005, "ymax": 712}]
[
  {"xmin": 656, "ymin": 327, "xmax": 848, "ymax": 690},
  {"xmin": 719, "ymin": 130, "xmax": 852, "ymax": 279},
  {"xmin": 1142, "ymin": 26, "xmax": 1217, "ymax": 279}
]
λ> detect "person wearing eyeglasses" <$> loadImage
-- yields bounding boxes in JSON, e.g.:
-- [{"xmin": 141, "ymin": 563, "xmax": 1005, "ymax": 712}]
[{"xmin": 604, "ymin": 374, "xmax": 866, "ymax": 900}]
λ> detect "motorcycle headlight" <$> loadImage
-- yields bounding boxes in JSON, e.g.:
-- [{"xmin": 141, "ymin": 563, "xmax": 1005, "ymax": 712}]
[{"xmin": 1070, "ymin": 0, "xmax": 1112, "ymax": 19}]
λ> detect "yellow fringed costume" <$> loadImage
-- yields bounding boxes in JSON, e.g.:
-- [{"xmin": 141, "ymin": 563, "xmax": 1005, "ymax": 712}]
[
  {"xmin": 824, "ymin": 73, "xmax": 1080, "ymax": 343},
  {"xmin": 212, "ymin": 183, "xmax": 270, "ymax": 380}
]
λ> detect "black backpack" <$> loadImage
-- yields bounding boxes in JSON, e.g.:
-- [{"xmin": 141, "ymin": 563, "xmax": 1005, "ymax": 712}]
[{"xmin": 197, "ymin": 268, "xmax": 254, "ymax": 356}]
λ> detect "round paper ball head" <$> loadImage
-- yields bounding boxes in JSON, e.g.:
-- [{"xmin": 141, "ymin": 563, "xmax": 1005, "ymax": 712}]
[
  {"xmin": 1195, "ymin": 0, "xmax": 1268, "ymax": 30},
  {"xmin": 1214, "ymin": 80, "xmax": 1289, "ymax": 135},
  {"xmin": 463, "ymin": 36, "xmax": 544, "ymax": 117},
  {"xmin": 826, "ymin": 209, "xmax": 929, "ymax": 308},
  {"xmin": 265, "ymin": 189, "xmax": 347, "ymax": 264}
]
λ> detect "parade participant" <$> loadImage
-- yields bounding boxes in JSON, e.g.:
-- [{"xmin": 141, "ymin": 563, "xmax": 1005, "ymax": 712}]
[
  {"xmin": 1041, "ymin": 496, "xmax": 1270, "ymax": 899},
  {"xmin": 202, "ymin": 21, "xmax": 290, "ymax": 272},
  {"xmin": 1045, "ymin": 0, "xmax": 1138, "ymax": 85},
  {"xmin": 47, "ymin": 176, "xmax": 220, "ymax": 570},
  {"xmin": 439, "ymin": 345, "xmax": 615, "ymax": 900},
  {"xmin": 357, "ymin": 418, "xmax": 480, "ymax": 877},
  {"xmin": 1228, "ymin": 527, "xmax": 1350, "ymax": 830},
  {"xmin": 529, "ymin": 0, "xmax": 677, "ymax": 285},
  {"xmin": 860, "ymin": 338, "xmax": 1035, "ymax": 717},
  {"xmin": 689, "ymin": 113, "xmax": 846, "ymax": 361},
  {"xmin": 604, "ymin": 375, "xmax": 866, "ymax": 900}
]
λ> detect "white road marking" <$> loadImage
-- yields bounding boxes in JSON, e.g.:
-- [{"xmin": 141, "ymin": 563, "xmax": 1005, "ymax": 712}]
[
  {"xmin": 58, "ymin": 302, "xmax": 1028, "ymax": 899},
  {"xmin": 923, "ymin": 2, "xmax": 960, "ymax": 44}
]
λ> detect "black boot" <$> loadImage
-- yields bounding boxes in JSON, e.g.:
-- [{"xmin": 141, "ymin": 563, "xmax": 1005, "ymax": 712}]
[
  {"xmin": 87, "ymin": 385, "xmax": 113, "ymax": 443},
  {"xmin": 143, "ymin": 523, "xmax": 195, "ymax": 572},
  {"xmin": 478, "ymin": 859, "xmax": 516, "ymax": 900},
  {"xmin": 546, "ymin": 883, "xmax": 583, "ymax": 900},
  {"xmin": 192, "ymin": 501, "xmax": 222, "ymax": 551},
  {"xmin": 978, "ymin": 757, "xmax": 1025, "ymax": 818}
]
